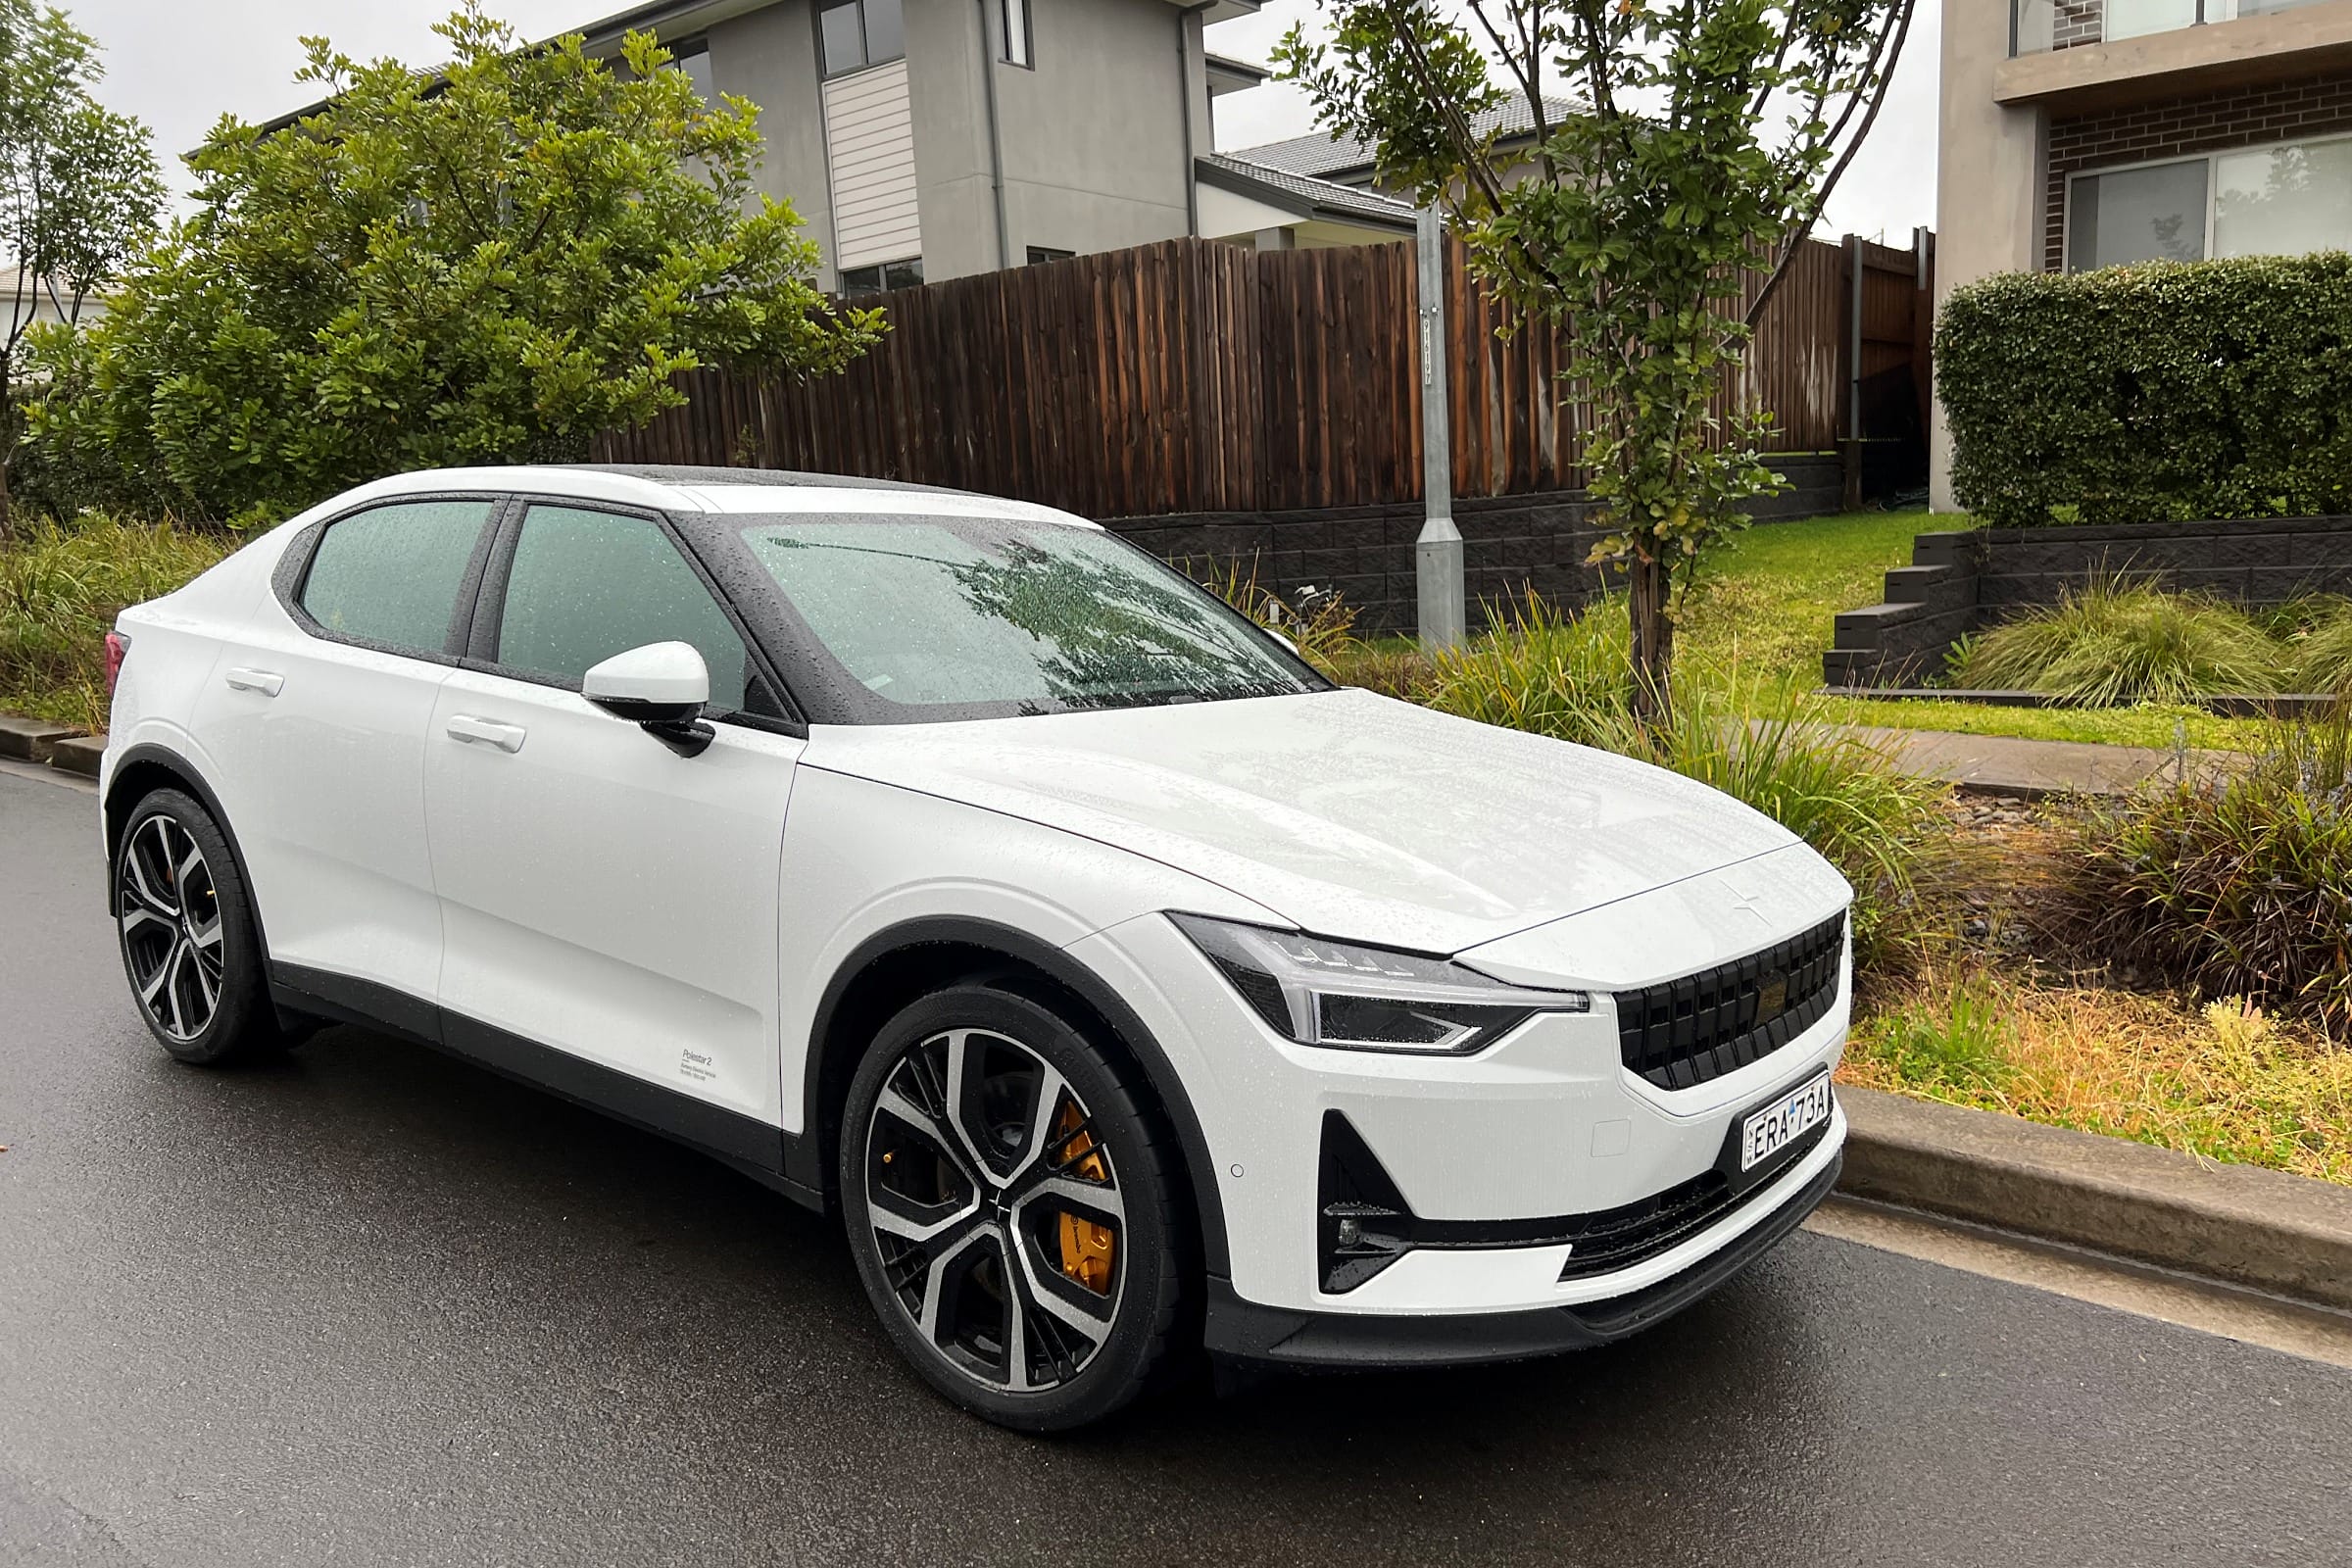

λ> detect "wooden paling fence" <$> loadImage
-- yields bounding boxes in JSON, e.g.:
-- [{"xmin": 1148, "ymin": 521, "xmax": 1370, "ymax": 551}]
[{"xmin": 595, "ymin": 231, "xmax": 1930, "ymax": 519}]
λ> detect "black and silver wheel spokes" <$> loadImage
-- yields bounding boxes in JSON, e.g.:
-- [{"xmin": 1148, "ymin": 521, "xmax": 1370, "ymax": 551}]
[
  {"xmin": 118, "ymin": 815, "xmax": 223, "ymax": 1043},
  {"xmin": 864, "ymin": 1027, "xmax": 1127, "ymax": 1393}
]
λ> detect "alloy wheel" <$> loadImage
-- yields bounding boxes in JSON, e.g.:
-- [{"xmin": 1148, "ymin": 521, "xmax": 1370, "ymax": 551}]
[
  {"xmin": 861, "ymin": 1027, "xmax": 1126, "ymax": 1394},
  {"xmin": 118, "ymin": 813, "xmax": 226, "ymax": 1044}
]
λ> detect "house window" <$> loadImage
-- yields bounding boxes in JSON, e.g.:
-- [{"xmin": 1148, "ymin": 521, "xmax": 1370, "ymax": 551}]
[
  {"xmin": 999, "ymin": 0, "xmax": 1033, "ymax": 67},
  {"xmin": 2067, "ymin": 129, "xmax": 2352, "ymax": 270},
  {"xmin": 1026, "ymin": 246, "xmax": 1073, "ymax": 265},
  {"xmin": 669, "ymin": 37, "xmax": 715, "ymax": 105},
  {"xmin": 839, "ymin": 257, "xmax": 923, "ymax": 295},
  {"xmin": 819, "ymin": 0, "xmax": 904, "ymax": 77}
]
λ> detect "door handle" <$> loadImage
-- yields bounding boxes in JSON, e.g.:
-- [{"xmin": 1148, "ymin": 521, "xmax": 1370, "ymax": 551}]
[
  {"xmin": 446, "ymin": 715, "xmax": 527, "ymax": 754},
  {"xmin": 223, "ymin": 667, "xmax": 284, "ymax": 697}
]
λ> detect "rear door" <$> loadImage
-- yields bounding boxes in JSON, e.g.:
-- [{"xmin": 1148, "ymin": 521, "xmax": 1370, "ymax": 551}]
[
  {"xmin": 421, "ymin": 500, "xmax": 806, "ymax": 1127},
  {"xmin": 191, "ymin": 496, "xmax": 502, "ymax": 1005}
]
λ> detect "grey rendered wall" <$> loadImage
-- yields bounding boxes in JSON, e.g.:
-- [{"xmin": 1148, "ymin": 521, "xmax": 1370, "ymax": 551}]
[
  {"xmin": 707, "ymin": 0, "xmax": 840, "ymax": 286},
  {"xmin": 1930, "ymin": 0, "xmax": 2046, "ymax": 514},
  {"xmin": 908, "ymin": 0, "xmax": 1197, "ymax": 281}
]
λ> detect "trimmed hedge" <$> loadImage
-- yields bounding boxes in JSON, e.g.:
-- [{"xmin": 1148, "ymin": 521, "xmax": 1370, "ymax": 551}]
[{"xmin": 1937, "ymin": 255, "xmax": 2352, "ymax": 529}]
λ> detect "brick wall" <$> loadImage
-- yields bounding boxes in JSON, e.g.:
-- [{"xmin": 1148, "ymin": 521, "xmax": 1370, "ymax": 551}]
[
  {"xmin": 2042, "ymin": 70, "xmax": 2352, "ymax": 270},
  {"xmin": 2052, "ymin": 0, "xmax": 2104, "ymax": 51}
]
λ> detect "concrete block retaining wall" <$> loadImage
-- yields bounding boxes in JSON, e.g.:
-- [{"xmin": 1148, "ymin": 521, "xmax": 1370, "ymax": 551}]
[
  {"xmin": 1826, "ymin": 515, "xmax": 2352, "ymax": 688},
  {"xmin": 1107, "ymin": 453, "xmax": 1852, "ymax": 635}
]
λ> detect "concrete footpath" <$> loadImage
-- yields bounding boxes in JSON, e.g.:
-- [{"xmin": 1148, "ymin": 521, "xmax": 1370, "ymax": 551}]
[{"xmin": 1843, "ymin": 724, "xmax": 2230, "ymax": 798}]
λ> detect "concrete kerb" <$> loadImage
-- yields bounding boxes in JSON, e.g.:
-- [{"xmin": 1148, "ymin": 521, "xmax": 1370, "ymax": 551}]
[{"xmin": 1838, "ymin": 1085, "xmax": 2352, "ymax": 1314}]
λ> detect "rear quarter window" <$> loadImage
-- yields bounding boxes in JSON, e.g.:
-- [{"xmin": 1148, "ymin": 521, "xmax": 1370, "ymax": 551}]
[{"xmin": 299, "ymin": 500, "xmax": 495, "ymax": 657}]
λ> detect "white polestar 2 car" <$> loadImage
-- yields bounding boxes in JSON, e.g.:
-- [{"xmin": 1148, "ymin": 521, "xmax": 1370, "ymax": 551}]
[{"xmin": 101, "ymin": 465, "xmax": 1851, "ymax": 1429}]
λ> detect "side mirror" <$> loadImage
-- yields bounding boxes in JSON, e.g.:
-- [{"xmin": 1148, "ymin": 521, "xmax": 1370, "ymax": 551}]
[
  {"xmin": 583, "ymin": 641, "xmax": 713, "ymax": 758},
  {"xmin": 1261, "ymin": 625, "xmax": 1303, "ymax": 659}
]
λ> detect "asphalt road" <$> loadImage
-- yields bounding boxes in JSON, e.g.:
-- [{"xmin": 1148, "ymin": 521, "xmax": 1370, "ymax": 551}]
[{"xmin": 5, "ymin": 763, "xmax": 2351, "ymax": 1568}]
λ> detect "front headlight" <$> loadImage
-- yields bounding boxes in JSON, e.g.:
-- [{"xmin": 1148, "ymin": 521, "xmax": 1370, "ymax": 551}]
[{"xmin": 1170, "ymin": 913, "xmax": 1591, "ymax": 1055}]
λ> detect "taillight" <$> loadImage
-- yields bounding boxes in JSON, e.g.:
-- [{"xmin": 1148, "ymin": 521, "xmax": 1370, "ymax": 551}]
[{"xmin": 104, "ymin": 631, "xmax": 128, "ymax": 699}]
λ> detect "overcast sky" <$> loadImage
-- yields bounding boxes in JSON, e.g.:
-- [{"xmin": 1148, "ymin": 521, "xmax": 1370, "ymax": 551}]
[{"xmin": 66, "ymin": 0, "xmax": 1939, "ymax": 244}]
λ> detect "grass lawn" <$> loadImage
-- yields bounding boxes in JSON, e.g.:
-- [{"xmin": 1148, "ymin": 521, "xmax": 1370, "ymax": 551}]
[
  {"xmin": 1843, "ymin": 973, "xmax": 2352, "ymax": 1184},
  {"xmin": 1676, "ymin": 509, "xmax": 2273, "ymax": 753}
]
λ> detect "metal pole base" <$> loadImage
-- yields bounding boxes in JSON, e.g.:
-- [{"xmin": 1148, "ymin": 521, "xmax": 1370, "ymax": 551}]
[{"xmin": 1416, "ymin": 516, "xmax": 1466, "ymax": 650}]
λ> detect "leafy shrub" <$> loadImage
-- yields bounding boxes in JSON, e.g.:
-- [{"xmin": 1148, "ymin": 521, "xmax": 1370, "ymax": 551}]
[
  {"xmin": 1950, "ymin": 579, "xmax": 2279, "ymax": 705},
  {"xmin": 2064, "ymin": 713, "xmax": 2352, "ymax": 1036},
  {"xmin": 0, "ymin": 513, "xmax": 231, "ymax": 732},
  {"xmin": 1937, "ymin": 256, "xmax": 2352, "ymax": 529},
  {"xmin": 23, "ymin": 8, "xmax": 878, "ymax": 524}
]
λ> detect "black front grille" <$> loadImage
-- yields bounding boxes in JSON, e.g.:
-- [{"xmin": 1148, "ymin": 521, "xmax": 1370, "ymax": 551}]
[
  {"xmin": 1555, "ymin": 1115, "xmax": 1829, "ymax": 1280},
  {"xmin": 1613, "ymin": 913, "xmax": 1846, "ymax": 1090}
]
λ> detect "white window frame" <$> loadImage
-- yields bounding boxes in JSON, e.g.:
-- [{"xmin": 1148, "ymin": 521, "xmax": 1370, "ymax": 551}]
[
  {"xmin": 2063, "ymin": 124, "xmax": 2352, "ymax": 270},
  {"xmin": 999, "ymin": 0, "xmax": 1035, "ymax": 68}
]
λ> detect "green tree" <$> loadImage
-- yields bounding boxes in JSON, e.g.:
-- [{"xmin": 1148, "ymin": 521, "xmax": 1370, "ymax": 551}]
[
  {"xmin": 0, "ymin": 0, "xmax": 163, "ymax": 534},
  {"xmin": 1277, "ymin": 0, "xmax": 1914, "ymax": 720},
  {"xmin": 25, "ymin": 4, "xmax": 880, "ymax": 525}
]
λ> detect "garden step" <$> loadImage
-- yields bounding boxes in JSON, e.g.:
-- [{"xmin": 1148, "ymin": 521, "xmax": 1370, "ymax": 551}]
[
  {"xmin": 47, "ymin": 735, "xmax": 106, "ymax": 779},
  {"xmin": 0, "ymin": 715, "xmax": 83, "ymax": 762}
]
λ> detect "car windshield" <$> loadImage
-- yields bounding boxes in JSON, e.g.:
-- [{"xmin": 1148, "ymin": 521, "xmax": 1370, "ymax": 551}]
[{"xmin": 730, "ymin": 512, "xmax": 1326, "ymax": 720}]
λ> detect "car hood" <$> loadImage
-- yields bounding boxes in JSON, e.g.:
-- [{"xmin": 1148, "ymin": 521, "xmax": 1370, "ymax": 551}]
[{"xmin": 802, "ymin": 688, "xmax": 1803, "ymax": 955}]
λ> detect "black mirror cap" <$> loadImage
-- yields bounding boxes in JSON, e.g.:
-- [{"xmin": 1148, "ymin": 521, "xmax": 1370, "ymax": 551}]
[{"xmin": 589, "ymin": 693, "xmax": 703, "ymax": 725}]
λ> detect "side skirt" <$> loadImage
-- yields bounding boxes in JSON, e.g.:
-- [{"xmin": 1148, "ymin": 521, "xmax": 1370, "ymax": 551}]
[{"xmin": 269, "ymin": 962, "xmax": 824, "ymax": 1212}]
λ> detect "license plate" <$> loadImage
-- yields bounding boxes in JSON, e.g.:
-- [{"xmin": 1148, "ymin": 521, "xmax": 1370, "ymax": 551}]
[{"xmin": 1740, "ymin": 1072, "xmax": 1833, "ymax": 1173}]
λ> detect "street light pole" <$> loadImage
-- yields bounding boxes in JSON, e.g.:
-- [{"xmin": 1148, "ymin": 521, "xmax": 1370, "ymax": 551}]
[{"xmin": 1415, "ymin": 206, "xmax": 1465, "ymax": 650}]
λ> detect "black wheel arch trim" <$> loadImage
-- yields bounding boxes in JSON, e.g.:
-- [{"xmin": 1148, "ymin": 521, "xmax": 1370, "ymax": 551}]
[
  {"xmin": 801, "ymin": 915, "xmax": 1231, "ymax": 1278},
  {"xmin": 103, "ymin": 743, "xmax": 270, "ymax": 955}
]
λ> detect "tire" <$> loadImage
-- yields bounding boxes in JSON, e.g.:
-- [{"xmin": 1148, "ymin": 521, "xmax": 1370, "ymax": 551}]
[
  {"xmin": 839, "ymin": 984, "xmax": 1188, "ymax": 1432},
  {"xmin": 112, "ymin": 788, "xmax": 288, "ymax": 1066}
]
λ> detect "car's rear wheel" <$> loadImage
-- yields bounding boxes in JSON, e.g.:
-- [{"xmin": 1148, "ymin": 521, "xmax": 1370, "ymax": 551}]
[
  {"xmin": 839, "ymin": 985, "xmax": 1186, "ymax": 1431},
  {"xmin": 114, "ymin": 789, "xmax": 286, "ymax": 1065}
]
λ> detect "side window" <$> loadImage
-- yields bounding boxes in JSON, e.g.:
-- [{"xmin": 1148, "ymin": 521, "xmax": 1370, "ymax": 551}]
[
  {"xmin": 299, "ymin": 499, "xmax": 494, "ymax": 657},
  {"xmin": 493, "ymin": 505, "xmax": 769, "ymax": 718}
]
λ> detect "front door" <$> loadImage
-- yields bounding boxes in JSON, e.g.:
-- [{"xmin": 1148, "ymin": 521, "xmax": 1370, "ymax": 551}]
[{"xmin": 422, "ymin": 501, "xmax": 805, "ymax": 1126}]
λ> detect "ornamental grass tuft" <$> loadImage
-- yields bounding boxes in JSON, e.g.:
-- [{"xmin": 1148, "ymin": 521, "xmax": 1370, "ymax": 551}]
[
  {"xmin": 1, "ymin": 513, "xmax": 234, "ymax": 735},
  {"xmin": 2062, "ymin": 710, "xmax": 2352, "ymax": 1038},
  {"xmin": 1949, "ymin": 578, "xmax": 2279, "ymax": 706}
]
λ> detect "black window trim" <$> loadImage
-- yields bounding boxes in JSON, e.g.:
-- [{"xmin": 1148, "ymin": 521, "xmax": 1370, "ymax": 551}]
[
  {"xmin": 462, "ymin": 492, "xmax": 811, "ymax": 738},
  {"xmin": 271, "ymin": 491, "xmax": 514, "ymax": 667}
]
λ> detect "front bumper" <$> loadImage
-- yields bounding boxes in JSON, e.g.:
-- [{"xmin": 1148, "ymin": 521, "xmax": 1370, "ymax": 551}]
[
  {"xmin": 1070, "ymin": 862, "xmax": 1852, "ymax": 1325},
  {"xmin": 1204, "ymin": 1146, "xmax": 1842, "ymax": 1369}
]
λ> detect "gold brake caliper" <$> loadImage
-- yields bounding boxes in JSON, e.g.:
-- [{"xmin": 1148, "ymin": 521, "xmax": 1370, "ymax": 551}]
[{"xmin": 1053, "ymin": 1102, "xmax": 1116, "ymax": 1295}]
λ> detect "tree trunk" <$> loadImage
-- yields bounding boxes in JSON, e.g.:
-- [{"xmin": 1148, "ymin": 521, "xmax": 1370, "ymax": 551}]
[
  {"xmin": 1626, "ymin": 548, "xmax": 1675, "ymax": 729},
  {"xmin": 0, "ymin": 355, "xmax": 14, "ymax": 544}
]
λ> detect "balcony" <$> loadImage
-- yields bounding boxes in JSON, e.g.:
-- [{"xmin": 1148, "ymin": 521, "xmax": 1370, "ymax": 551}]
[
  {"xmin": 2016, "ymin": 0, "xmax": 2334, "ymax": 55},
  {"xmin": 1999, "ymin": 0, "xmax": 2352, "ymax": 107}
]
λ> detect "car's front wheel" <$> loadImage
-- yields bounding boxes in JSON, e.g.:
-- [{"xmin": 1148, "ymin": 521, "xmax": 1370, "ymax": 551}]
[
  {"xmin": 839, "ymin": 985, "xmax": 1187, "ymax": 1431},
  {"xmin": 113, "ymin": 789, "xmax": 287, "ymax": 1066}
]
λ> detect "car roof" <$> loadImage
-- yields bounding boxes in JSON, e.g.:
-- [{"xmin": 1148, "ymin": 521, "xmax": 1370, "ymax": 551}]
[{"xmin": 334, "ymin": 464, "xmax": 1095, "ymax": 527}]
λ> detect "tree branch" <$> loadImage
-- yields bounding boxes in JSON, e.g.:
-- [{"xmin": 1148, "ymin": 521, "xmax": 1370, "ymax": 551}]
[{"xmin": 1745, "ymin": 0, "xmax": 1916, "ymax": 329}]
